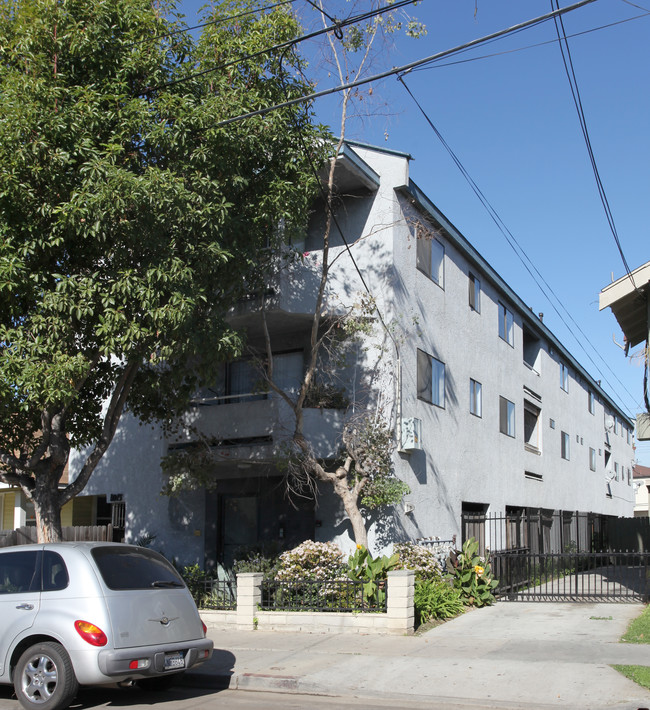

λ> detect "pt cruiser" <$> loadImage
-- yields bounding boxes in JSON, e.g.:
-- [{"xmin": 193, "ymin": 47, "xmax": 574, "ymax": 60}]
[{"xmin": 0, "ymin": 542, "xmax": 213, "ymax": 710}]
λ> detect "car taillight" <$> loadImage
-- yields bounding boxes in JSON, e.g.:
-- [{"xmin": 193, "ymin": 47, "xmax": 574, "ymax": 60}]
[
  {"xmin": 75, "ymin": 620, "xmax": 108, "ymax": 647},
  {"xmin": 201, "ymin": 619, "xmax": 207, "ymax": 636}
]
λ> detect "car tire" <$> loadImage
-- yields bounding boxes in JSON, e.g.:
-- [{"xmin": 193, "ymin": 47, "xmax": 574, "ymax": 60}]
[
  {"xmin": 135, "ymin": 673, "xmax": 182, "ymax": 691},
  {"xmin": 13, "ymin": 642, "xmax": 79, "ymax": 710}
]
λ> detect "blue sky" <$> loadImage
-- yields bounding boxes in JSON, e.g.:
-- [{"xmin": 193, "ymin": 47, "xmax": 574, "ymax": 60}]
[{"xmin": 178, "ymin": 0, "xmax": 649, "ymax": 464}]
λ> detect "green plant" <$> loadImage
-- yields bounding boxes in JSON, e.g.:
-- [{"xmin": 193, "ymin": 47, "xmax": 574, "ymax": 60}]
[
  {"xmin": 612, "ymin": 665, "xmax": 650, "ymax": 690},
  {"xmin": 233, "ymin": 547, "xmax": 283, "ymax": 581},
  {"xmin": 447, "ymin": 538, "xmax": 498, "ymax": 608},
  {"xmin": 346, "ymin": 545, "xmax": 399, "ymax": 608},
  {"xmin": 180, "ymin": 563, "xmax": 217, "ymax": 607},
  {"xmin": 621, "ymin": 605, "xmax": 650, "ymax": 643},
  {"xmin": 414, "ymin": 578, "xmax": 465, "ymax": 625}
]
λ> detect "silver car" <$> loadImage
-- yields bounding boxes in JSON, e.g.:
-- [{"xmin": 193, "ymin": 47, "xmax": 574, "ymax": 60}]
[{"xmin": 0, "ymin": 542, "xmax": 213, "ymax": 710}]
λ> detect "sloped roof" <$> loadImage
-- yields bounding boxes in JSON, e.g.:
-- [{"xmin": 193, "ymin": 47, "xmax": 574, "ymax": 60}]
[{"xmin": 633, "ymin": 464, "xmax": 650, "ymax": 479}]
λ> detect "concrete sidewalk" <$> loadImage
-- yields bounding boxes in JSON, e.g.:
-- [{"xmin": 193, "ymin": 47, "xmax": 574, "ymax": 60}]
[{"xmin": 186, "ymin": 602, "xmax": 650, "ymax": 709}]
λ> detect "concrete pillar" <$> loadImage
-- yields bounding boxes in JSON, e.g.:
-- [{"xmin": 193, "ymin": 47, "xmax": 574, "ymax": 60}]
[
  {"xmin": 236, "ymin": 572, "xmax": 263, "ymax": 630},
  {"xmin": 386, "ymin": 569, "xmax": 415, "ymax": 635}
]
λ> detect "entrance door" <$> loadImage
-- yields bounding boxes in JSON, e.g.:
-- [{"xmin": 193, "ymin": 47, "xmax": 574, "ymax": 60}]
[{"xmin": 220, "ymin": 495, "xmax": 258, "ymax": 567}]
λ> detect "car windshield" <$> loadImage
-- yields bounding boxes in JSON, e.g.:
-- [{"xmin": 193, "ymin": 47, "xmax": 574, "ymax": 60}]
[{"xmin": 91, "ymin": 546, "xmax": 185, "ymax": 591}]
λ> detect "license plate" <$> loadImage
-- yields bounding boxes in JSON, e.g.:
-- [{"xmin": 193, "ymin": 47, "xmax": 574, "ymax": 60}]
[{"xmin": 164, "ymin": 652, "xmax": 185, "ymax": 670}]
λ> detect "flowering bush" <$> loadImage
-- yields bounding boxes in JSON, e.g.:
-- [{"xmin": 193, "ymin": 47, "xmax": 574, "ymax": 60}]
[
  {"xmin": 275, "ymin": 541, "xmax": 346, "ymax": 582},
  {"xmin": 393, "ymin": 542, "xmax": 442, "ymax": 581},
  {"xmin": 447, "ymin": 538, "xmax": 498, "ymax": 607}
]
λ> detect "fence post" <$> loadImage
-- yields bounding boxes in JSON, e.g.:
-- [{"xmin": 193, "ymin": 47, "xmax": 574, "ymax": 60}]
[
  {"xmin": 387, "ymin": 570, "xmax": 414, "ymax": 635},
  {"xmin": 236, "ymin": 573, "xmax": 262, "ymax": 630}
]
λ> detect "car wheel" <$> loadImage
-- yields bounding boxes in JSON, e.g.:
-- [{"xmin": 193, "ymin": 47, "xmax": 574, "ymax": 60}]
[
  {"xmin": 135, "ymin": 673, "xmax": 182, "ymax": 691},
  {"xmin": 13, "ymin": 642, "xmax": 78, "ymax": 710}
]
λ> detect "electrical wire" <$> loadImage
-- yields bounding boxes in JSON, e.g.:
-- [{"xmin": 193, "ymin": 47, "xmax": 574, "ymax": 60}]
[
  {"xmin": 550, "ymin": 0, "xmax": 639, "ymax": 291},
  {"xmin": 141, "ymin": 0, "xmax": 418, "ymax": 95},
  {"xmin": 398, "ymin": 75, "xmax": 642, "ymax": 416},
  {"xmin": 212, "ymin": 0, "xmax": 598, "ymax": 126},
  {"xmin": 127, "ymin": 0, "xmax": 297, "ymax": 48},
  {"xmin": 407, "ymin": 11, "xmax": 650, "ymax": 73}
]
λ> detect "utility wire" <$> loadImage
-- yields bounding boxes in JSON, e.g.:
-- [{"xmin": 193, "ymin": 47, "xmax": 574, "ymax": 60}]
[
  {"xmin": 128, "ymin": 0, "xmax": 296, "ymax": 47},
  {"xmin": 142, "ymin": 0, "xmax": 418, "ymax": 94},
  {"xmin": 398, "ymin": 75, "xmax": 641, "ymax": 416},
  {"xmin": 207, "ymin": 0, "xmax": 597, "ymax": 127},
  {"xmin": 277, "ymin": 49, "xmax": 399, "ymax": 351},
  {"xmin": 407, "ymin": 11, "xmax": 650, "ymax": 73},
  {"xmin": 550, "ymin": 0, "xmax": 638, "ymax": 290}
]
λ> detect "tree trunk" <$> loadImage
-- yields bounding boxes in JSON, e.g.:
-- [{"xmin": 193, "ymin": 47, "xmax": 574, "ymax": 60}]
[
  {"xmin": 334, "ymin": 479, "xmax": 368, "ymax": 548},
  {"xmin": 31, "ymin": 472, "xmax": 64, "ymax": 543}
]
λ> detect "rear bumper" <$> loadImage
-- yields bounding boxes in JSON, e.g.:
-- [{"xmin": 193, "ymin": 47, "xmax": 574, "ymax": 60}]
[{"xmin": 96, "ymin": 638, "xmax": 213, "ymax": 678}]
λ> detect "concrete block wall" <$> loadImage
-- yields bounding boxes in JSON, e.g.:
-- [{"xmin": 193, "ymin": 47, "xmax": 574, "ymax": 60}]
[{"xmin": 201, "ymin": 571, "xmax": 415, "ymax": 636}]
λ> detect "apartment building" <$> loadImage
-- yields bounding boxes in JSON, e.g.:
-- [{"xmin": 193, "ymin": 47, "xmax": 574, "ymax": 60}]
[{"xmin": 68, "ymin": 141, "xmax": 635, "ymax": 566}]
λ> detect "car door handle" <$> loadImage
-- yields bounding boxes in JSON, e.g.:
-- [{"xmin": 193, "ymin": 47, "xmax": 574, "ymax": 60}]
[{"xmin": 16, "ymin": 604, "xmax": 34, "ymax": 610}]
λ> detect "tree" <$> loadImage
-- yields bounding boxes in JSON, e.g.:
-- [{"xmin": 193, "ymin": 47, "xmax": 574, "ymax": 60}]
[
  {"xmin": 0, "ymin": 0, "xmax": 325, "ymax": 541},
  {"xmin": 249, "ymin": 2, "xmax": 423, "ymax": 548}
]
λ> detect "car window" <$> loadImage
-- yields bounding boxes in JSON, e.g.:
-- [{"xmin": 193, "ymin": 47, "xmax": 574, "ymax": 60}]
[
  {"xmin": 42, "ymin": 551, "xmax": 69, "ymax": 591},
  {"xmin": 0, "ymin": 550, "xmax": 39, "ymax": 594},
  {"xmin": 91, "ymin": 546, "xmax": 185, "ymax": 590}
]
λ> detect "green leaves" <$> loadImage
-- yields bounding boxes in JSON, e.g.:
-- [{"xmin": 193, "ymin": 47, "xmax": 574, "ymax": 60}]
[{"xmin": 0, "ymin": 0, "xmax": 326, "ymax": 535}]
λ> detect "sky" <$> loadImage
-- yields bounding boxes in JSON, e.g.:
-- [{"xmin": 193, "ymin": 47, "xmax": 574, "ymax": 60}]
[{"xmin": 177, "ymin": 0, "xmax": 650, "ymax": 464}]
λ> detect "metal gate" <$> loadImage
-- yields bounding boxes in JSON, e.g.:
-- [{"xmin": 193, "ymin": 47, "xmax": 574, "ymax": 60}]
[
  {"xmin": 461, "ymin": 509, "xmax": 650, "ymax": 602},
  {"xmin": 492, "ymin": 550, "xmax": 650, "ymax": 602}
]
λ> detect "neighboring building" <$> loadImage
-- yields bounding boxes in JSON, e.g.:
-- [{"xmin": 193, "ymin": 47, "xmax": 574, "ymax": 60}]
[
  {"xmin": 70, "ymin": 141, "xmax": 636, "ymax": 568},
  {"xmin": 633, "ymin": 464, "xmax": 650, "ymax": 518},
  {"xmin": 599, "ymin": 260, "xmax": 650, "ymax": 443}
]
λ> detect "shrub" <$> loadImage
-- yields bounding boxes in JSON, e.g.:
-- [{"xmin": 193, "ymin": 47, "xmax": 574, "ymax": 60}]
[
  {"xmin": 232, "ymin": 548, "xmax": 282, "ymax": 581},
  {"xmin": 394, "ymin": 542, "xmax": 442, "ymax": 581},
  {"xmin": 346, "ymin": 544, "xmax": 399, "ymax": 608},
  {"xmin": 447, "ymin": 538, "xmax": 498, "ymax": 607},
  {"xmin": 275, "ymin": 540, "xmax": 346, "ymax": 582},
  {"xmin": 414, "ymin": 578, "xmax": 465, "ymax": 624}
]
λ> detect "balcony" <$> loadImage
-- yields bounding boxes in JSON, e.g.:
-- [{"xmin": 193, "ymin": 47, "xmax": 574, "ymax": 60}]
[{"xmin": 172, "ymin": 394, "xmax": 345, "ymax": 463}]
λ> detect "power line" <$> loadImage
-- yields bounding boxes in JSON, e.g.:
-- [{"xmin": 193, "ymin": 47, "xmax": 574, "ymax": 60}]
[
  {"xmin": 398, "ymin": 75, "xmax": 641, "ymax": 416},
  {"xmin": 208, "ymin": 0, "xmax": 598, "ymax": 127},
  {"xmin": 128, "ymin": 0, "xmax": 297, "ymax": 48},
  {"xmin": 550, "ymin": 0, "xmax": 639, "ymax": 291},
  {"xmin": 141, "ymin": 0, "xmax": 419, "ymax": 95},
  {"xmin": 408, "ymin": 11, "xmax": 650, "ymax": 73}
]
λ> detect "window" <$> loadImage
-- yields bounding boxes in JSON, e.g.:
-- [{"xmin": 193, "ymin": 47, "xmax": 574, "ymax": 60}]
[
  {"xmin": 614, "ymin": 462, "xmax": 619, "ymax": 481},
  {"xmin": 524, "ymin": 400, "xmax": 541, "ymax": 452},
  {"xmin": 498, "ymin": 302, "xmax": 514, "ymax": 346},
  {"xmin": 469, "ymin": 273, "xmax": 480, "ymax": 312},
  {"xmin": 589, "ymin": 447, "xmax": 596, "ymax": 471},
  {"xmin": 613, "ymin": 417, "xmax": 619, "ymax": 435},
  {"xmin": 0, "ymin": 550, "xmax": 39, "ymax": 594},
  {"xmin": 417, "ymin": 234, "xmax": 444, "ymax": 287},
  {"xmin": 499, "ymin": 396, "xmax": 515, "ymax": 437},
  {"xmin": 561, "ymin": 431, "xmax": 570, "ymax": 460},
  {"xmin": 470, "ymin": 379, "xmax": 482, "ymax": 417},
  {"xmin": 194, "ymin": 351, "xmax": 303, "ymax": 405},
  {"xmin": 588, "ymin": 391, "xmax": 595, "ymax": 415},
  {"xmin": 627, "ymin": 428, "xmax": 632, "ymax": 445},
  {"xmin": 560, "ymin": 363, "xmax": 569, "ymax": 392},
  {"xmin": 417, "ymin": 349, "xmax": 445, "ymax": 407},
  {"xmin": 523, "ymin": 327, "xmax": 541, "ymax": 372}
]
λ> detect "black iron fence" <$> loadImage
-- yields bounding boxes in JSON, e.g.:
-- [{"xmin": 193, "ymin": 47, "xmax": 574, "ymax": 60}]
[
  {"xmin": 191, "ymin": 579, "xmax": 237, "ymax": 610},
  {"xmin": 493, "ymin": 550, "xmax": 650, "ymax": 602},
  {"xmin": 260, "ymin": 579, "xmax": 387, "ymax": 613}
]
